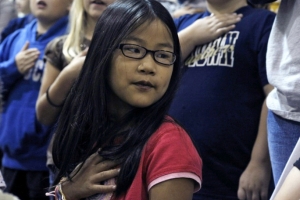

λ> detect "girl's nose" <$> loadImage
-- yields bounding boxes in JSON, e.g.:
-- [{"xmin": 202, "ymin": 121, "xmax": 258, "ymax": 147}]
[{"xmin": 137, "ymin": 53, "xmax": 157, "ymax": 75}]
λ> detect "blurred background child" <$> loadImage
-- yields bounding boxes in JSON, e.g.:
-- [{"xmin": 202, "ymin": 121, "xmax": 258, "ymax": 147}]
[
  {"xmin": 1, "ymin": 0, "xmax": 34, "ymax": 43},
  {"xmin": 0, "ymin": 0, "xmax": 71, "ymax": 199}
]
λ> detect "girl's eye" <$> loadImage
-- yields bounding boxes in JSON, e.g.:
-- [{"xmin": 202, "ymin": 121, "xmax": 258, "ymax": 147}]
[
  {"xmin": 125, "ymin": 47, "xmax": 141, "ymax": 54},
  {"xmin": 156, "ymin": 52, "xmax": 171, "ymax": 59}
]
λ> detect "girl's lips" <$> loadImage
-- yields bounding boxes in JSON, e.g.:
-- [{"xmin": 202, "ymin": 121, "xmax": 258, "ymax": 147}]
[
  {"xmin": 134, "ymin": 81, "xmax": 154, "ymax": 88},
  {"xmin": 91, "ymin": 0, "xmax": 106, "ymax": 5},
  {"xmin": 133, "ymin": 81, "xmax": 154, "ymax": 91},
  {"xmin": 37, "ymin": 0, "xmax": 47, "ymax": 9}
]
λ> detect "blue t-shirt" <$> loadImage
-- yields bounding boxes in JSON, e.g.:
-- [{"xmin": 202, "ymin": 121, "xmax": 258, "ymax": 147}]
[{"xmin": 169, "ymin": 6, "xmax": 275, "ymax": 200}]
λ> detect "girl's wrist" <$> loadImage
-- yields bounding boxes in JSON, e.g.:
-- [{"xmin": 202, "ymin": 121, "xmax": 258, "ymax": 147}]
[{"xmin": 60, "ymin": 180, "xmax": 79, "ymax": 200}]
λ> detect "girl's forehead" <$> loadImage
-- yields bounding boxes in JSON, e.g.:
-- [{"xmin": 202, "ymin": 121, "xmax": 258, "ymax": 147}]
[
  {"xmin": 131, "ymin": 19, "xmax": 169, "ymax": 34},
  {"xmin": 125, "ymin": 19, "xmax": 173, "ymax": 45}
]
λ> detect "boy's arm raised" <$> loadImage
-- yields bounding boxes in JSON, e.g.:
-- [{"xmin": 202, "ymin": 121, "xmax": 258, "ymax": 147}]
[{"xmin": 178, "ymin": 13, "xmax": 242, "ymax": 60}]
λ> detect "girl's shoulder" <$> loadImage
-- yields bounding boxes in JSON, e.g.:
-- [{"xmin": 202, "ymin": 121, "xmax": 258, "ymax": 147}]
[
  {"xmin": 141, "ymin": 116, "xmax": 203, "ymax": 191},
  {"xmin": 45, "ymin": 35, "xmax": 68, "ymax": 53},
  {"xmin": 159, "ymin": 115, "xmax": 185, "ymax": 132},
  {"xmin": 147, "ymin": 115, "xmax": 191, "ymax": 147},
  {"xmin": 44, "ymin": 35, "xmax": 69, "ymax": 70}
]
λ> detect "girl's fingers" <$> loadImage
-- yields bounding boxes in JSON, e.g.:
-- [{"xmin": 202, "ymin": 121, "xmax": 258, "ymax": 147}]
[
  {"xmin": 86, "ymin": 151, "xmax": 104, "ymax": 164},
  {"xmin": 93, "ymin": 168, "xmax": 120, "ymax": 182},
  {"xmin": 93, "ymin": 184, "xmax": 116, "ymax": 194},
  {"xmin": 95, "ymin": 159, "xmax": 119, "ymax": 172}
]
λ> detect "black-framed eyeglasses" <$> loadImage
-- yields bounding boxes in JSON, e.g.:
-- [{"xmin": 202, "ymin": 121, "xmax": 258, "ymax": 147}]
[{"xmin": 118, "ymin": 44, "xmax": 176, "ymax": 66}]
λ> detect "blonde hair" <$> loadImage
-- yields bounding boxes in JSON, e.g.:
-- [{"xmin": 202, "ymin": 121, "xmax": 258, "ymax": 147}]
[{"xmin": 63, "ymin": 0, "xmax": 86, "ymax": 63}]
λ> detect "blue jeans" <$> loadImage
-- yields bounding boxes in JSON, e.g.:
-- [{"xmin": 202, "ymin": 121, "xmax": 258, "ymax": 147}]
[{"xmin": 268, "ymin": 110, "xmax": 300, "ymax": 185}]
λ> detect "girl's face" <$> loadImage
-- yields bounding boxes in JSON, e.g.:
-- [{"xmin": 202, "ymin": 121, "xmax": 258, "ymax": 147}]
[
  {"xmin": 83, "ymin": 0, "xmax": 115, "ymax": 21},
  {"xmin": 108, "ymin": 19, "xmax": 175, "ymax": 116}
]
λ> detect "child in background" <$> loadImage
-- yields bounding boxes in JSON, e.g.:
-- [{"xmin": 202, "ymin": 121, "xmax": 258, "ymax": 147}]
[
  {"xmin": 50, "ymin": 0, "xmax": 202, "ymax": 199},
  {"xmin": 35, "ymin": 0, "xmax": 116, "ymax": 189},
  {"xmin": 1, "ymin": 0, "xmax": 34, "ymax": 43},
  {"xmin": 0, "ymin": 0, "xmax": 17, "ymax": 35},
  {"xmin": 169, "ymin": 0, "xmax": 275, "ymax": 199},
  {"xmin": 249, "ymin": 0, "xmax": 300, "ymax": 187},
  {"xmin": 15, "ymin": 0, "xmax": 31, "ymax": 17},
  {"xmin": 0, "ymin": 0, "xmax": 71, "ymax": 199},
  {"xmin": 36, "ymin": 0, "xmax": 116, "ymax": 126}
]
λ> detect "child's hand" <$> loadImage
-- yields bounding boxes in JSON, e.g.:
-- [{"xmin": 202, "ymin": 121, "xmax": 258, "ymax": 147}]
[
  {"xmin": 61, "ymin": 152, "xmax": 120, "ymax": 200},
  {"xmin": 15, "ymin": 41, "xmax": 40, "ymax": 74},
  {"xmin": 189, "ymin": 13, "xmax": 243, "ymax": 46},
  {"xmin": 62, "ymin": 48, "xmax": 88, "ymax": 83},
  {"xmin": 237, "ymin": 160, "xmax": 270, "ymax": 200}
]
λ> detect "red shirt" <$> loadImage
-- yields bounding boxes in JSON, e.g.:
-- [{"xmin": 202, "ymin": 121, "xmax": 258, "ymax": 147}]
[{"xmin": 88, "ymin": 118, "xmax": 203, "ymax": 200}]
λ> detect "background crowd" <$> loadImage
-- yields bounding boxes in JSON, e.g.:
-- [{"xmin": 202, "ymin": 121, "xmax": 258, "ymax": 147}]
[{"xmin": 1, "ymin": 0, "xmax": 300, "ymax": 200}]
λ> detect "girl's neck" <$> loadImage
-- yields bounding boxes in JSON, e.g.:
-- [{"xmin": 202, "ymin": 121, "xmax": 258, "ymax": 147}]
[
  {"xmin": 108, "ymin": 103, "xmax": 129, "ymax": 122},
  {"xmin": 85, "ymin": 16, "xmax": 98, "ymax": 40},
  {"xmin": 107, "ymin": 90, "xmax": 133, "ymax": 121},
  {"xmin": 206, "ymin": 0, "xmax": 247, "ymax": 15}
]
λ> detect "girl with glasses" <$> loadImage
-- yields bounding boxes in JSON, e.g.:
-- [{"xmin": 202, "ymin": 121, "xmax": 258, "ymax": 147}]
[{"xmin": 50, "ymin": 0, "xmax": 202, "ymax": 199}]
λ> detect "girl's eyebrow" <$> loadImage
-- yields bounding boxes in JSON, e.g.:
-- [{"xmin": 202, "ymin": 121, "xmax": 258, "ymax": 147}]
[{"xmin": 124, "ymin": 36, "xmax": 174, "ymax": 49}]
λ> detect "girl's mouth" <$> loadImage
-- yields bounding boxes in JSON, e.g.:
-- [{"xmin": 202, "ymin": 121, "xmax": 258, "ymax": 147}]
[
  {"xmin": 134, "ymin": 81, "xmax": 154, "ymax": 90},
  {"xmin": 37, "ymin": 0, "xmax": 47, "ymax": 8},
  {"xmin": 91, "ymin": 0, "xmax": 106, "ymax": 6}
]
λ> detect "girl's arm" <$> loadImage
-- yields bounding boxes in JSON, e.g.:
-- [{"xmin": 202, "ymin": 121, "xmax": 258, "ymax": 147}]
[
  {"xmin": 149, "ymin": 178, "xmax": 194, "ymax": 200},
  {"xmin": 36, "ymin": 50, "xmax": 87, "ymax": 125},
  {"xmin": 273, "ymin": 166, "xmax": 300, "ymax": 200},
  {"xmin": 36, "ymin": 61, "xmax": 61, "ymax": 125}
]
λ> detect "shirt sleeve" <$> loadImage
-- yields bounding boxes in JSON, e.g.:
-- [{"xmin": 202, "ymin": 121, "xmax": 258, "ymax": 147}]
[
  {"xmin": 143, "ymin": 118, "xmax": 203, "ymax": 192},
  {"xmin": 44, "ymin": 36, "xmax": 67, "ymax": 71},
  {"xmin": 257, "ymin": 12, "xmax": 276, "ymax": 87}
]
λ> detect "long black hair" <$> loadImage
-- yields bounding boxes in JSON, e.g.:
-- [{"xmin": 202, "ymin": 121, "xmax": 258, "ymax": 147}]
[{"xmin": 52, "ymin": 0, "xmax": 182, "ymax": 196}]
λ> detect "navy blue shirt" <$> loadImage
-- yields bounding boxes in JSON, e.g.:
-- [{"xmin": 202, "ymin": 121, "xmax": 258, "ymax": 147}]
[{"xmin": 169, "ymin": 6, "xmax": 275, "ymax": 200}]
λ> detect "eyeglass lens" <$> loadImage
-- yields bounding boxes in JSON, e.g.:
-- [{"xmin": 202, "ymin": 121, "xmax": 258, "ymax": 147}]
[{"xmin": 120, "ymin": 44, "xmax": 176, "ymax": 65}]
